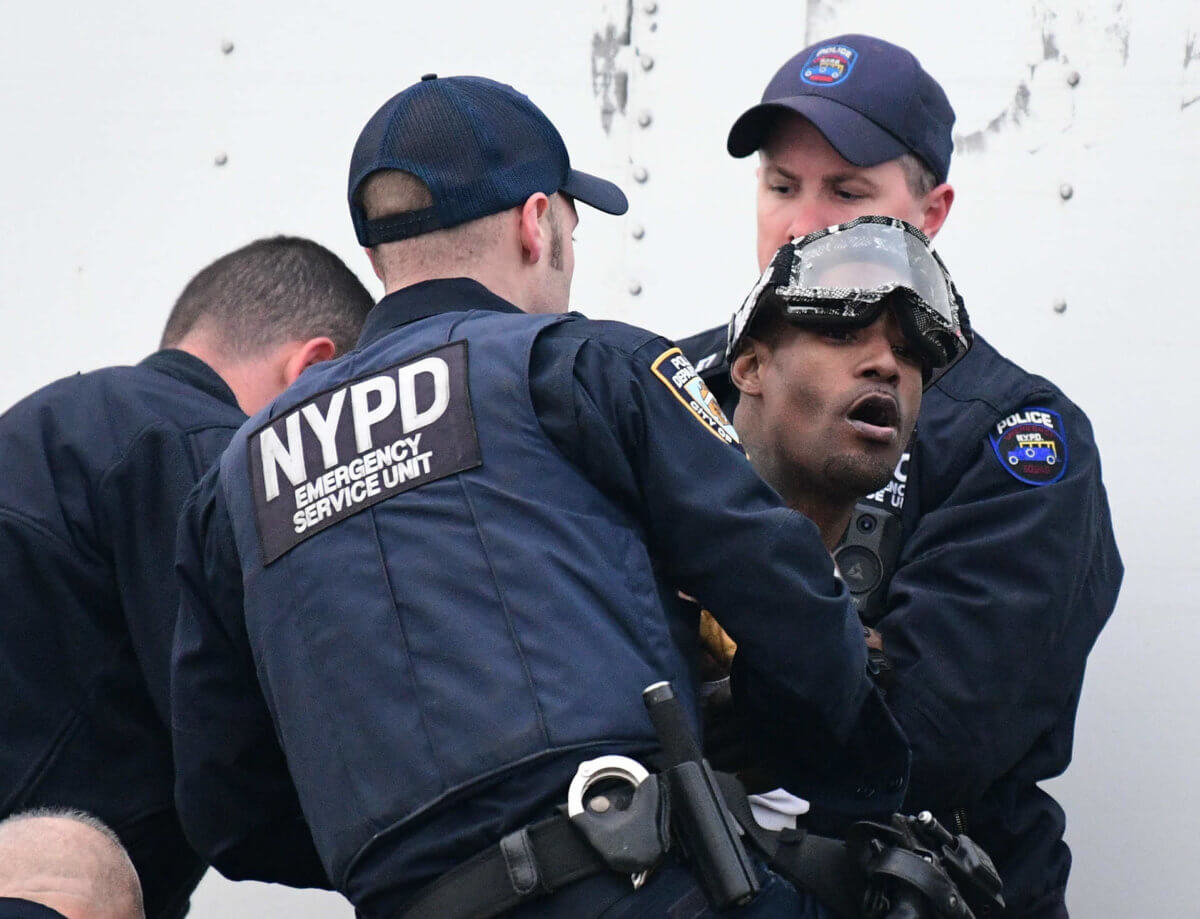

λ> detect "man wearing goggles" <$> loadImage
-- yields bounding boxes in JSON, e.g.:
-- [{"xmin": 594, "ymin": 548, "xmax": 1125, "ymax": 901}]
[
  {"xmin": 701, "ymin": 218, "xmax": 971, "ymax": 842},
  {"xmin": 726, "ymin": 218, "xmax": 968, "ymax": 547},
  {"xmin": 681, "ymin": 34, "xmax": 1122, "ymax": 919},
  {"xmin": 702, "ymin": 216, "xmax": 965, "ymax": 680},
  {"xmin": 730, "ymin": 216, "xmax": 970, "ymax": 380}
]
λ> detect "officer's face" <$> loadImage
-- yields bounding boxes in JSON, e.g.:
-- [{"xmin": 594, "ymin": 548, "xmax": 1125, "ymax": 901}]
[
  {"xmin": 755, "ymin": 114, "xmax": 930, "ymax": 272},
  {"xmin": 733, "ymin": 310, "xmax": 922, "ymax": 504}
]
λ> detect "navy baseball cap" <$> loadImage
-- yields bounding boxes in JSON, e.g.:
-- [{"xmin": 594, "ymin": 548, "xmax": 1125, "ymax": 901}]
[
  {"xmin": 727, "ymin": 35, "xmax": 955, "ymax": 184},
  {"xmin": 349, "ymin": 75, "xmax": 627, "ymax": 246}
]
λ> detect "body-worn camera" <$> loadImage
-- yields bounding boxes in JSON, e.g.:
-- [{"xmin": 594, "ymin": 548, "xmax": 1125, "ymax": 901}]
[{"xmin": 834, "ymin": 500, "xmax": 903, "ymax": 626}]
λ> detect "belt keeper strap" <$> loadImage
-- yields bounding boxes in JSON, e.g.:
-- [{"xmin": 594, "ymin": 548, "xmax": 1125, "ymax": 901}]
[
  {"xmin": 499, "ymin": 827, "xmax": 541, "ymax": 895},
  {"xmin": 402, "ymin": 814, "xmax": 608, "ymax": 919}
]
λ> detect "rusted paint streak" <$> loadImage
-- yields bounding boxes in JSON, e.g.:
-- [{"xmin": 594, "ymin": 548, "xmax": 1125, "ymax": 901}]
[
  {"xmin": 954, "ymin": 83, "xmax": 1031, "ymax": 155},
  {"xmin": 804, "ymin": 0, "xmax": 839, "ymax": 43},
  {"xmin": 591, "ymin": 1, "xmax": 633, "ymax": 134},
  {"xmin": 1042, "ymin": 30, "xmax": 1060, "ymax": 61}
]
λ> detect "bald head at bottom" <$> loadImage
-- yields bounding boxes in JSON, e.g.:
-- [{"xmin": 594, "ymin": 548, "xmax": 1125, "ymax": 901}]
[{"xmin": 0, "ymin": 812, "xmax": 144, "ymax": 919}]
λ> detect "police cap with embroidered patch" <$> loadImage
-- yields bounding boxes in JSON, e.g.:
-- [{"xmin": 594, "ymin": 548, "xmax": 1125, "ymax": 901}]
[
  {"xmin": 727, "ymin": 34, "xmax": 956, "ymax": 184},
  {"xmin": 349, "ymin": 75, "xmax": 628, "ymax": 246}
]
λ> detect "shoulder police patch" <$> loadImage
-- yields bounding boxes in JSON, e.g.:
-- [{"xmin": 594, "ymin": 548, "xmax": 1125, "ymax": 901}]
[
  {"xmin": 801, "ymin": 43, "xmax": 858, "ymax": 86},
  {"xmin": 650, "ymin": 347, "xmax": 740, "ymax": 446},
  {"xmin": 989, "ymin": 406, "xmax": 1068, "ymax": 486},
  {"xmin": 248, "ymin": 340, "xmax": 481, "ymax": 563}
]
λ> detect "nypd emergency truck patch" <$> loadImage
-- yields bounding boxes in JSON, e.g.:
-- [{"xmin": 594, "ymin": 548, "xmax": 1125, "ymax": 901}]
[
  {"xmin": 248, "ymin": 340, "xmax": 481, "ymax": 563},
  {"xmin": 801, "ymin": 43, "xmax": 858, "ymax": 86},
  {"xmin": 989, "ymin": 406, "xmax": 1068, "ymax": 486},
  {"xmin": 651, "ymin": 347, "xmax": 740, "ymax": 446}
]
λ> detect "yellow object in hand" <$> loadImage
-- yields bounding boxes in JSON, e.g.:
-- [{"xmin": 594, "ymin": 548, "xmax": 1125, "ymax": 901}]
[{"xmin": 699, "ymin": 609, "xmax": 738, "ymax": 670}]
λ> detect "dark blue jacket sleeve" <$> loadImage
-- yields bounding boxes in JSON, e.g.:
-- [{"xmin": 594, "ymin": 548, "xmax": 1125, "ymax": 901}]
[
  {"xmin": 172, "ymin": 466, "xmax": 331, "ymax": 888},
  {"xmin": 530, "ymin": 320, "xmax": 909, "ymax": 814},
  {"xmin": 881, "ymin": 391, "xmax": 1122, "ymax": 811}
]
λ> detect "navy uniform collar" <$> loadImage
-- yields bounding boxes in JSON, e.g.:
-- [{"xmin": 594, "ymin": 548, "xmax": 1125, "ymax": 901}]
[
  {"xmin": 358, "ymin": 277, "xmax": 524, "ymax": 349},
  {"xmin": 0, "ymin": 897, "xmax": 70, "ymax": 918},
  {"xmin": 139, "ymin": 349, "xmax": 240, "ymax": 410}
]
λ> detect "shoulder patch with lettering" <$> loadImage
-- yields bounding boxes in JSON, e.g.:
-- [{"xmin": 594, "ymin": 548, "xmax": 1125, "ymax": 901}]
[
  {"xmin": 248, "ymin": 340, "xmax": 481, "ymax": 563},
  {"xmin": 989, "ymin": 406, "xmax": 1067, "ymax": 486},
  {"xmin": 650, "ymin": 347, "xmax": 740, "ymax": 445}
]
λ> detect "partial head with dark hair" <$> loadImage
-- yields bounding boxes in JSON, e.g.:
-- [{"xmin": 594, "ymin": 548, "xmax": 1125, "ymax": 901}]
[
  {"xmin": 160, "ymin": 236, "xmax": 373, "ymax": 356},
  {"xmin": 159, "ymin": 236, "xmax": 375, "ymax": 414}
]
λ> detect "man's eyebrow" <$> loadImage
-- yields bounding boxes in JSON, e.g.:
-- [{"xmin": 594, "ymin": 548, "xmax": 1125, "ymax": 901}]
[
  {"xmin": 764, "ymin": 160, "xmax": 878, "ymax": 190},
  {"xmin": 762, "ymin": 160, "xmax": 798, "ymax": 182},
  {"xmin": 823, "ymin": 171, "xmax": 878, "ymax": 191}
]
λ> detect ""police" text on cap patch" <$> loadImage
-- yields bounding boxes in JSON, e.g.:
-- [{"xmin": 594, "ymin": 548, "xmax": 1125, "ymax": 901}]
[
  {"xmin": 801, "ymin": 43, "xmax": 858, "ymax": 86},
  {"xmin": 248, "ymin": 340, "xmax": 481, "ymax": 563}
]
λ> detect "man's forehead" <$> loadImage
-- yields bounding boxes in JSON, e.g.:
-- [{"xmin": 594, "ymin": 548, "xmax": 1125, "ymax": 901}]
[
  {"xmin": 760, "ymin": 154, "xmax": 872, "ymax": 183},
  {"xmin": 757, "ymin": 117, "xmax": 916, "ymax": 194}
]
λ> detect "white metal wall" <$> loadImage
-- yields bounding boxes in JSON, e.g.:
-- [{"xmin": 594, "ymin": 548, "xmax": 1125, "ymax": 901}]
[{"xmin": 1, "ymin": 1, "xmax": 1195, "ymax": 915}]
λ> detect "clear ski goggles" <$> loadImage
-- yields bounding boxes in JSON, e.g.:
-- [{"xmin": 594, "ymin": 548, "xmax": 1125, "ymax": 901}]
[{"xmin": 727, "ymin": 216, "xmax": 972, "ymax": 382}]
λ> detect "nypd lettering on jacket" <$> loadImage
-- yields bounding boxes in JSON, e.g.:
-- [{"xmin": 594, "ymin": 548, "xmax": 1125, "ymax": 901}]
[
  {"xmin": 989, "ymin": 406, "xmax": 1068, "ymax": 486},
  {"xmin": 248, "ymin": 340, "xmax": 481, "ymax": 563}
]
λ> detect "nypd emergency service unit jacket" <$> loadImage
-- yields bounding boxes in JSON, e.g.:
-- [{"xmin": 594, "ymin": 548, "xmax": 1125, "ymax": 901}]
[
  {"xmin": 681, "ymin": 323, "xmax": 1122, "ymax": 917},
  {"xmin": 0, "ymin": 351, "xmax": 246, "ymax": 919},
  {"xmin": 171, "ymin": 278, "xmax": 907, "ymax": 915}
]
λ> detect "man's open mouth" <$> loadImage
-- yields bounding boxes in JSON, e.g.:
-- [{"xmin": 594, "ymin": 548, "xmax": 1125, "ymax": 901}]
[{"xmin": 846, "ymin": 393, "xmax": 900, "ymax": 443}]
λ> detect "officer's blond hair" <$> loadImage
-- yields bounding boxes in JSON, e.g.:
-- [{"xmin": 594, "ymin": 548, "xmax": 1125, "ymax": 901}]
[
  {"xmin": 359, "ymin": 170, "xmax": 510, "ymax": 282},
  {"xmin": 897, "ymin": 153, "xmax": 938, "ymax": 198}
]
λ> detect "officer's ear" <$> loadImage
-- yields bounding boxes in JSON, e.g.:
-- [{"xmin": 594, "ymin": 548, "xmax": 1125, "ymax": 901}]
[
  {"xmin": 919, "ymin": 182, "xmax": 955, "ymax": 239},
  {"xmin": 730, "ymin": 340, "xmax": 767, "ymax": 397},
  {"xmin": 518, "ymin": 192, "xmax": 552, "ymax": 265},
  {"xmin": 283, "ymin": 337, "xmax": 337, "ymax": 387}
]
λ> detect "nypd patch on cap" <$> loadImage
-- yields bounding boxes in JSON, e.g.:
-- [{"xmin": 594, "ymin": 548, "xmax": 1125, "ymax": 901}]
[{"xmin": 800, "ymin": 42, "xmax": 858, "ymax": 85}]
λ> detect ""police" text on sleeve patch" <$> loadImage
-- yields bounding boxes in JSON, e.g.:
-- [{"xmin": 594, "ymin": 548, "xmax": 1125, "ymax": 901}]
[
  {"xmin": 650, "ymin": 347, "xmax": 740, "ymax": 445},
  {"xmin": 248, "ymin": 340, "xmax": 482, "ymax": 563},
  {"xmin": 988, "ymin": 406, "xmax": 1068, "ymax": 486}
]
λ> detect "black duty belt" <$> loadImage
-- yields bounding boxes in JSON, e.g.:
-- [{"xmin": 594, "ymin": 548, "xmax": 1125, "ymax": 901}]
[
  {"xmin": 399, "ymin": 771, "xmax": 856, "ymax": 919},
  {"xmin": 399, "ymin": 801, "xmax": 1004, "ymax": 919},
  {"xmin": 400, "ymin": 814, "xmax": 606, "ymax": 919},
  {"xmin": 399, "ymin": 680, "xmax": 1004, "ymax": 919}
]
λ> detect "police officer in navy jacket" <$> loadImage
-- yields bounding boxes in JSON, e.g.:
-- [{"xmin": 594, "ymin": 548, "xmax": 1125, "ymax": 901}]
[
  {"xmin": 171, "ymin": 75, "xmax": 906, "ymax": 918},
  {"xmin": 0, "ymin": 237, "xmax": 373, "ymax": 918},
  {"xmin": 679, "ymin": 35, "xmax": 1123, "ymax": 918}
]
